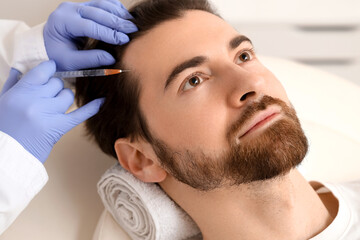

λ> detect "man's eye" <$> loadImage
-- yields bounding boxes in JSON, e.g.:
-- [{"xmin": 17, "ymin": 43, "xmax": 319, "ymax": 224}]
[
  {"xmin": 236, "ymin": 49, "xmax": 254, "ymax": 64},
  {"xmin": 182, "ymin": 75, "xmax": 205, "ymax": 91}
]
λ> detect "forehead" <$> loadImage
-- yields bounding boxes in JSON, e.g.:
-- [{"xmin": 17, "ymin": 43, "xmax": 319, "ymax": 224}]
[{"xmin": 122, "ymin": 10, "xmax": 239, "ymax": 87}]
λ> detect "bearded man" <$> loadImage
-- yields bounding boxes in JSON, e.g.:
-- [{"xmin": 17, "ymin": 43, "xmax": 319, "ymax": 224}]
[{"xmin": 75, "ymin": 0, "xmax": 360, "ymax": 239}]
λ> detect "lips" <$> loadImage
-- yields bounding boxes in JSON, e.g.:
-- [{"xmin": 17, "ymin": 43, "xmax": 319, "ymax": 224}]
[{"xmin": 237, "ymin": 105, "xmax": 282, "ymax": 139}]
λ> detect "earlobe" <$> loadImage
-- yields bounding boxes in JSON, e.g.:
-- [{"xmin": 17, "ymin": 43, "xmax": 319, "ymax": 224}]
[{"xmin": 114, "ymin": 138, "xmax": 167, "ymax": 183}]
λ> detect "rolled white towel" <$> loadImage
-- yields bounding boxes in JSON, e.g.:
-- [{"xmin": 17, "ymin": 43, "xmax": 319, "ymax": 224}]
[{"xmin": 97, "ymin": 163, "xmax": 201, "ymax": 240}]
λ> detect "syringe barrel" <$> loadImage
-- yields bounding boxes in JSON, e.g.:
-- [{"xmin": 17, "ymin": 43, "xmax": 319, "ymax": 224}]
[{"xmin": 53, "ymin": 69, "xmax": 105, "ymax": 78}]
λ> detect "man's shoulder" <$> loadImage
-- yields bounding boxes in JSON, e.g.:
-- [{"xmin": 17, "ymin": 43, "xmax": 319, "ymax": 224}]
[
  {"xmin": 334, "ymin": 181, "xmax": 360, "ymax": 199},
  {"xmin": 324, "ymin": 180, "xmax": 360, "ymax": 209},
  {"xmin": 310, "ymin": 180, "xmax": 360, "ymax": 240}
]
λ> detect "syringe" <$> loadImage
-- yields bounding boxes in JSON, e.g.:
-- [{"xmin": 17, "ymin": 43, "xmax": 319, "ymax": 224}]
[
  {"xmin": 17, "ymin": 68, "xmax": 129, "ymax": 86},
  {"xmin": 53, "ymin": 69, "xmax": 130, "ymax": 78}
]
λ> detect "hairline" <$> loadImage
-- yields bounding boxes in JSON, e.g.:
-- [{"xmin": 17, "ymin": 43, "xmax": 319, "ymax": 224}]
[{"xmin": 122, "ymin": 9, "xmax": 223, "ymax": 144}]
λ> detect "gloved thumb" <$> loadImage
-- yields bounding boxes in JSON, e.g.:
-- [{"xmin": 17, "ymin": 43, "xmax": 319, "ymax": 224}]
[
  {"xmin": 63, "ymin": 98, "xmax": 105, "ymax": 132},
  {"xmin": 0, "ymin": 68, "xmax": 21, "ymax": 95},
  {"xmin": 18, "ymin": 60, "xmax": 57, "ymax": 86}
]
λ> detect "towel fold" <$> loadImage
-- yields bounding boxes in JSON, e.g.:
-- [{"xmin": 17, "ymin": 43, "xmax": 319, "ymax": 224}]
[{"xmin": 97, "ymin": 163, "xmax": 201, "ymax": 240}]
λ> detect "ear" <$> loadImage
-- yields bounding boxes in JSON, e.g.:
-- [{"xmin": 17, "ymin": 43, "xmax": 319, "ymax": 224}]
[{"xmin": 114, "ymin": 138, "xmax": 167, "ymax": 183}]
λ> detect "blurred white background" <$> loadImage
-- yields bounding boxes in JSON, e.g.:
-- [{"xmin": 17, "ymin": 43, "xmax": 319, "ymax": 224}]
[
  {"xmin": 1, "ymin": 0, "xmax": 359, "ymax": 84},
  {"xmin": 210, "ymin": 0, "xmax": 360, "ymax": 85}
]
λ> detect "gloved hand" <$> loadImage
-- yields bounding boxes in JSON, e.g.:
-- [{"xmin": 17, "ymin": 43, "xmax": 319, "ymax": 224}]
[
  {"xmin": 0, "ymin": 61, "xmax": 104, "ymax": 163},
  {"xmin": 44, "ymin": 0, "xmax": 138, "ymax": 71}
]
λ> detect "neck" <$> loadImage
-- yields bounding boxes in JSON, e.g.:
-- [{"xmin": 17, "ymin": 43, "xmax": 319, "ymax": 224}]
[{"xmin": 160, "ymin": 169, "xmax": 334, "ymax": 240}]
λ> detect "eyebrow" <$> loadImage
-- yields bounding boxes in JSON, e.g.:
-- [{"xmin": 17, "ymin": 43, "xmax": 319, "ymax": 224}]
[{"xmin": 164, "ymin": 35, "xmax": 252, "ymax": 90}]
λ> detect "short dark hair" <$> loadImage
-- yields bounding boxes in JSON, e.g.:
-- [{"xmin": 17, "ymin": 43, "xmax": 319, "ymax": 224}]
[{"xmin": 75, "ymin": 0, "xmax": 218, "ymax": 158}]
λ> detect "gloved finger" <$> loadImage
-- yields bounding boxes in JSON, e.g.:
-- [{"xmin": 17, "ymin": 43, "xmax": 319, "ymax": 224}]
[
  {"xmin": 40, "ymin": 77, "xmax": 64, "ymax": 97},
  {"xmin": 49, "ymin": 88, "xmax": 75, "ymax": 113},
  {"xmin": 19, "ymin": 61, "xmax": 56, "ymax": 86},
  {"xmin": 79, "ymin": 5, "xmax": 138, "ymax": 34},
  {"xmin": 84, "ymin": 0, "xmax": 134, "ymax": 20},
  {"xmin": 72, "ymin": 18, "xmax": 130, "ymax": 45},
  {"xmin": 0, "ymin": 68, "xmax": 21, "ymax": 95},
  {"xmin": 63, "ymin": 98, "xmax": 104, "ymax": 132},
  {"xmin": 64, "ymin": 49, "xmax": 115, "ymax": 69}
]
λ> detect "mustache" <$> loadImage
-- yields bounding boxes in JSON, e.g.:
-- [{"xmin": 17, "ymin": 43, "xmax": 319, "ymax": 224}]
[{"xmin": 226, "ymin": 95, "xmax": 291, "ymax": 141}]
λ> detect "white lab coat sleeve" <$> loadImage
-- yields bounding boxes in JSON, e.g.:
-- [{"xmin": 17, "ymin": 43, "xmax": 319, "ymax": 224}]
[
  {"xmin": 0, "ymin": 20, "xmax": 48, "ymax": 89},
  {"xmin": 0, "ymin": 131, "xmax": 48, "ymax": 235}
]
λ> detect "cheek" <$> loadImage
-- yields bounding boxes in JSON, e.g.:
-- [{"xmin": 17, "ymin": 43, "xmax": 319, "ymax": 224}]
[
  {"xmin": 144, "ymin": 91, "xmax": 229, "ymax": 152},
  {"xmin": 261, "ymin": 68, "xmax": 290, "ymax": 104},
  {"xmin": 271, "ymin": 78, "xmax": 290, "ymax": 104}
]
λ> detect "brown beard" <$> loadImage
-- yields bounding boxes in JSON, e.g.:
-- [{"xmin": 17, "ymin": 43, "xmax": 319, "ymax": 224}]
[{"xmin": 152, "ymin": 95, "xmax": 308, "ymax": 191}]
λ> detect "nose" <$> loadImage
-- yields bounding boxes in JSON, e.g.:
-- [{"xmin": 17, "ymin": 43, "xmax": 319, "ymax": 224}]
[{"xmin": 224, "ymin": 67, "xmax": 266, "ymax": 108}]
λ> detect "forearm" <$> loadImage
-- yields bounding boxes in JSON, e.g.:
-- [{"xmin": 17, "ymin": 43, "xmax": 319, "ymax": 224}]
[
  {"xmin": 11, "ymin": 22, "xmax": 48, "ymax": 74},
  {"xmin": 0, "ymin": 131, "xmax": 48, "ymax": 235},
  {"xmin": 0, "ymin": 20, "xmax": 28, "ymax": 88},
  {"xmin": 0, "ymin": 20, "xmax": 48, "ymax": 90}
]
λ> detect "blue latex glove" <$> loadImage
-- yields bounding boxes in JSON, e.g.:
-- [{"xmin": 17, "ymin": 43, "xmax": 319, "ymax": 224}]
[
  {"xmin": 0, "ymin": 61, "xmax": 104, "ymax": 163},
  {"xmin": 44, "ymin": 0, "xmax": 138, "ymax": 71}
]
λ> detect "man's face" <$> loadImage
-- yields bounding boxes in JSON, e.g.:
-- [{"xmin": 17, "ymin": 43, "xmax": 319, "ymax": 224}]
[{"xmin": 122, "ymin": 10, "xmax": 307, "ymax": 190}]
